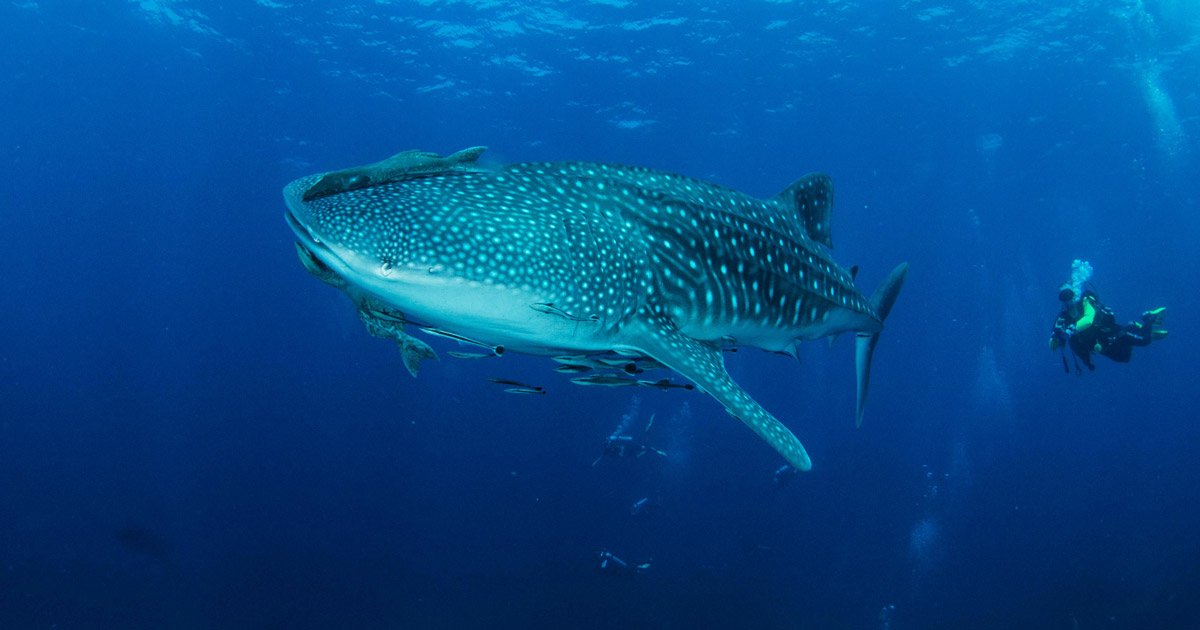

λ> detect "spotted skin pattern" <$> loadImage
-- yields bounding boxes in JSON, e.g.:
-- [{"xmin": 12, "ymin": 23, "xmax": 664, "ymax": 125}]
[{"xmin": 284, "ymin": 159, "xmax": 902, "ymax": 470}]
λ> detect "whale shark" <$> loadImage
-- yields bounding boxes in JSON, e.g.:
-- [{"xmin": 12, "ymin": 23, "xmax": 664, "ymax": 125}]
[{"xmin": 284, "ymin": 147, "xmax": 907, "ymax": 471}]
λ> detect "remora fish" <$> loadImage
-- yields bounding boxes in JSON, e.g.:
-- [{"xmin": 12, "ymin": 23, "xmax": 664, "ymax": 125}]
[
  {"xmin": 487, "ymin": 378, "xmax": 542, "ymax": 391},
  {"xmin": 302, "ymin": 146, "xmax": 487, "ymax": 202},
  {"xmin": 504, "ymin": 388, "xmax": 546, "ymax": 395},
  {"xmin": 448, "ymin": 351, "xmax": 495, "ymax": 360},
  {"xmin": 569, "ymin": 374, "xmax": 640, "ymax": 387},
  {"xmin": 284, "ymin": 150, "xmax": 907, "ymax": 471},
  {"xmin": 553, "ymin": 364, "xmax": 593, "ymax": 374},
  {"xmin": 638, "ymin": 378, "xmax": 695, "ymax": 391}
]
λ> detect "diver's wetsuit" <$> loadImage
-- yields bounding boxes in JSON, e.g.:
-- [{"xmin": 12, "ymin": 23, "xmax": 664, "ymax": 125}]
[{"xmin": 1050, "ymin": 293, "xmax": 1151, "ymax": 370}]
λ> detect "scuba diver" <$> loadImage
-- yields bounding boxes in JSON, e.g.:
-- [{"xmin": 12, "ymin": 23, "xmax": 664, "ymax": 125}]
[
  {"xmin": 596, "ymin": 549, "xmax": 651, "ymax": 576},
  {"xmin": 591, "ymin": 408, "xmax": 667, "ymax": 466},
  {"xmin": 1049, "ymin": 260, "xmax": 1167, "ymax": 374},
  {"xmin": 630, "ymin": 494, "xmax": 661, "ymax": 517},
  {"xmin": 771, "ymin": 464, "xmax": 797, "ymax": 488}
]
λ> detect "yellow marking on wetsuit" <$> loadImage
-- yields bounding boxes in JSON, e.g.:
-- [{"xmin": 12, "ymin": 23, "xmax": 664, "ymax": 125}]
[{"xmin": 1076, "ymin": 298, "xmax": 1096, "ymax": 331}]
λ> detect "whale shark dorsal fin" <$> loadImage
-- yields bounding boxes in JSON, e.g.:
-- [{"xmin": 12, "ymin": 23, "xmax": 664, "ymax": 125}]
[
  {"xmin": 771, "ymin": 173, "xmax": 834, "ymax": 249},
  {"xmin": 621, "ymin": 312, "xmax": 812, "ymax": 471}
]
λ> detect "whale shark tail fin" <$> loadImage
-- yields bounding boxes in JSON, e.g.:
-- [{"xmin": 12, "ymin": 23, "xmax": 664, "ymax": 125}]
[{"xmin": 855, "ymin": 262, "xmax": 909, "ymax": 428}]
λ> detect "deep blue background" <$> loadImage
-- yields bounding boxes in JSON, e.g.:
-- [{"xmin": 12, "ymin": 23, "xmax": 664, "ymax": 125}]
[{"xmin": 2, "ymin": 1, "xmax": 1198, "ymax": 628}]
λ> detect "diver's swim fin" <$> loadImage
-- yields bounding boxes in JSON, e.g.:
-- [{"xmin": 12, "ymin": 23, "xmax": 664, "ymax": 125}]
[
  {"xmin": 1143, "ymin": 307, "xmax": 1167, "ymax": 329},
  {"xmin": 1143, "ymin": 308, "xmax": 1168, "ymax": 341}
]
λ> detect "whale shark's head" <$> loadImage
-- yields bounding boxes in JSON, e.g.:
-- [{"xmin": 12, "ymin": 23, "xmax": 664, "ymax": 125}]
[
  {"xmin": 283, "ymin": 173, "xmax": 421, "ymax": 294},
  {"xmin": 282, "ymin": 171, "xmax": 570, "ymax": 342}
]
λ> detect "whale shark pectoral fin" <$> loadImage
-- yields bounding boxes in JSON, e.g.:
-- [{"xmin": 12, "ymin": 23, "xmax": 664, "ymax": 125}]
[
  {"xmin": 622, "ymin": 314, "xmax": 812, "ymax": 471},
  {"xmin": 397, "ymin": 333, "xmax": 438, "ymax": 377}
]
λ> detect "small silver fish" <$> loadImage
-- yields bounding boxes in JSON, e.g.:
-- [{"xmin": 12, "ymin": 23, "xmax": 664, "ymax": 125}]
[
  {"xmin": 488, "ymin": 377, "xmax": 542, "ymax": 391},
  {"xmin": 638, "ymin": 378, "xmax": 695, "ymax": 391},
  {"xmin": 553, "ymin": 364, "xmax": 593, "ymax": 374},
  {"xmin": 596, "ymin": 358, "xmax": 640, "ymax": 374},
  {"xmin": 448, "ymin": 352, "xmax": 494, "ymax": 360},
  {"xmin": 636, "ymin": 358, "xmax": 668, "ymax": 371},
  {"xmin": 362, "ymin": 306, "xmax": 406, "ymax": 322},
  {"xmin": 530, "ymin": 302, "xmax": 599, "ymax": 322},
  {"xmin": 420, "ymin": 327, "xmax": 504, "ymax": 355},
  {"xmin": 505, "ymin": 388, "xmax": 546, "ymax": 395},
  {"xmin": 570, "ymin": 374, "xmax": 640, "ymax": 387},
  {"xmin": 552, "ymin": 356, "xmax": 610, "ymax": 370}
]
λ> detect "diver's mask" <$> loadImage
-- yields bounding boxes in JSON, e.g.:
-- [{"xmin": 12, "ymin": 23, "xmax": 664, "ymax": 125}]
[{"xmin": 1058, "ymin": 283, "xmax": 1075, "ymax": 303}]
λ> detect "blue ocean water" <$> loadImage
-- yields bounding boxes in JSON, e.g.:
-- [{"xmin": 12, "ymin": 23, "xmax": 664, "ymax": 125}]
[{"xmin": 2, "ymin": 1, "xmax": 1198, "ymax": 628}]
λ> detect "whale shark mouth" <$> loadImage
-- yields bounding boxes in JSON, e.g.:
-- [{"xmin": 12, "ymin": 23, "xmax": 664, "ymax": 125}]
[
  {"xmin": 284, "ymin": 207, "xmax": 315, "ymax": 247},
  {"xmin": 285, "ymin": 208, "xmax": 346, "ymax": 283},
  {"xmin": 284, "ymin": 206, "xmax": 334, "ymax": 258},
  {"xmin": 293, "ymin": 240, "xmax": 333, "ymax": 276}
]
